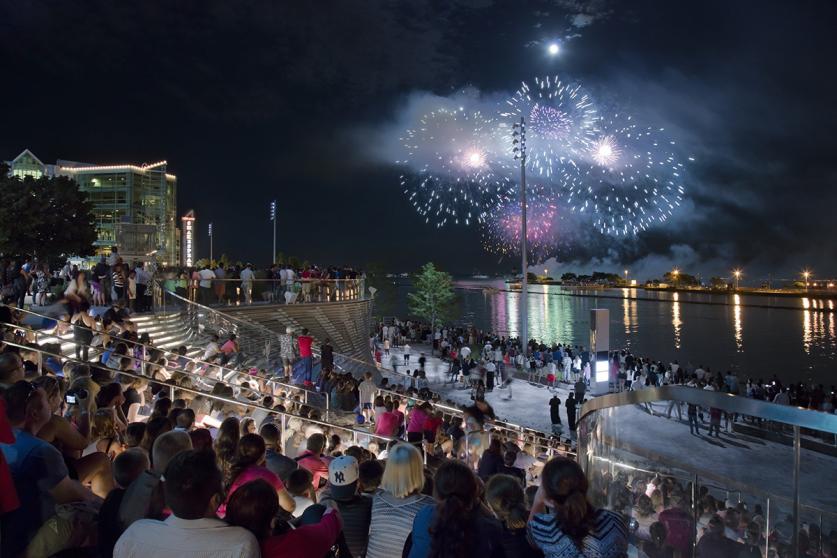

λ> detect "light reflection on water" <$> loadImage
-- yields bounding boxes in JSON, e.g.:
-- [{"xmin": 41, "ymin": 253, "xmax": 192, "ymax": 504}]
[{"xmin": 448, "ymin": 281, "xmax": 837, "ymax": 384}]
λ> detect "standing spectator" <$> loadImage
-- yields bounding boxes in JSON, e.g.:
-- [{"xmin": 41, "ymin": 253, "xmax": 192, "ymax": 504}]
[
  {"xmin": 213, "ymin": 263, "xmax": 226, "ymax": 304},
  {"xmin": 240, "ymin": 263, "xmax": 255, "ymax": 304},
  {"xmin": 358, "ymin": 371, "xmax": 377, "ymax": 423},
  {"xmin": 297, "ymin": 328, "xmax": 314, "ymax": 385},
  {"xmin": 549, "ymin": 394, "xmax": 562, "ymax": 434},
  {"xmin": 219, "ymin": 334, "xmax": 240, "ymax": 367},
  {"xmin": 367, "ymin": 443, "xmax": 434, "ymax": 558},
  {"xmin": 279, "ymin": 326, "xmax": 296, "ymax": 381},
  {"xmin": 565, "ymin": 392, "xmax": 577, "ymax": 433},
  {"xmin": 197, "ymin": 264, "xmax": 215, "ymax": 304},
  {"xmin": 321, "ymin": 337, "xmax": 334, "ymax": 372},
  {"xmin": 260, "ymin": 423, "xmax": 298, "ymax": 482},
  {"xmin": 111, "ymin": 265, "xmax": 126, "ymax": 302},
  {"xmin": 134, "ymin": 262, "xmax": 150, "ymax": 312},
  {"xmin": 114, "ymin": 449, "xmax": 260, "ymax": 557}
]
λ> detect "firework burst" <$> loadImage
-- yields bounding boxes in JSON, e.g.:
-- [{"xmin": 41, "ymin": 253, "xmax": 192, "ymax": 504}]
[
  {"xmin": 567, "ymin": 114, "xmax": 691, "ymax": 236},
  {"xmin": 501, "ymin": 75, "xmax": 598, "ymax": 179},
  {"xmin": 397, "ymin": 107, "xmax": 513, "ymax": 227},
  {"xmin": 481, "ymin": 184, "xmax": 564, "ymax": 260}
]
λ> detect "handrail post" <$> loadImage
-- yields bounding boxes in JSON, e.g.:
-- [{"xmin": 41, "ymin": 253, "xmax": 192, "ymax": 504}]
[
  {"xmin": 793, "ymin": 425, "xmax": 801, "ymax": 558},
  {"xmin": 765, "ymin": 497, "xmax": 771, "ymax": 558},
  {"xmin": 280, "ymin": 414, "xmax": 287, "ymax": 454}
]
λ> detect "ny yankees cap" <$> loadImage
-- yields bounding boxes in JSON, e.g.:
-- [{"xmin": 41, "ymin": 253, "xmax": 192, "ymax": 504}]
[{"xmin": 328, "ymin": 455, "xmax": 359, "ymax": 499}]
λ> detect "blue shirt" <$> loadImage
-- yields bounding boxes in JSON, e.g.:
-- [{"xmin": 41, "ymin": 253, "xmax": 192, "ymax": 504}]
[
  {"xmin": 408, "ymin": 504, "xmax": 504, "ymax": 558},
  {"xmin": 1, "ymin": 429, "xmax": 69, "ymax": 557}
]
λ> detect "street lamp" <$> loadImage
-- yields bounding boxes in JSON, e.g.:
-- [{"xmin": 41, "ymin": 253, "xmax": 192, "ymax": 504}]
[
  {"xmin": 732, "ymin": 268, "xmax": 742, "ymax": 291},
  {"xmin": 269, "ymin": 200, "xmax": 277, "ymax": 265},
  {"xmin": 671, "ymin": 268, "xmax": 680, "ymax": 288},
  {"xmin": 208, "ymin": 223, "xmax": 213, "ymax": 263},
  {"xmin": 624, "ymin": 269, "xmax": 628, "ymax": 284},
  {"xmin": 802, "ymin": 269, "xmax": 811, "ymax": 291},
  {"xmin": 512, "ymin": 117, "xmax": 528, "ymax": 355}
]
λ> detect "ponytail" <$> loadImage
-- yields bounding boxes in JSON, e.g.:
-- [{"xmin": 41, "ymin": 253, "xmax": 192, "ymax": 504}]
[
  {"xmin": 554, "ymin": 490, "xmax": 593, "ymax": 541},
  {"xmin": 541, "ymin": 457, "xmax": 594, "ymax": 543}
]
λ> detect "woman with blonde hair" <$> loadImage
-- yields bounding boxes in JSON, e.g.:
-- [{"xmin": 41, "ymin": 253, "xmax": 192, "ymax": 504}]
[
  {"xmin": 367, "ymin": 443, "xmax": 434, "ymax": 558},
  {"xmin": 83, "ymin": 408, "xmax": 124, "ymax": 460}
]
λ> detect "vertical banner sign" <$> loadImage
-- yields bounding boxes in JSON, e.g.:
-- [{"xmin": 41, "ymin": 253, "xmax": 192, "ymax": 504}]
[
  {"xmin": 590, "ymin": 308, "xmax": 610, "ymax": 396},
  {"xmin": 181, "ymin": 210, "xmax": 196, "ymax": 267}
]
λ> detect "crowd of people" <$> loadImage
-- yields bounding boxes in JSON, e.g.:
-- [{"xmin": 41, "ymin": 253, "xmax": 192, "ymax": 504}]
[
  {"xmin": 160, "ymin": 263, "xmax": 365, "ymax": 306},
  {"xmin": 0, "ymin": 256, "xmax": 834, "ymax": 557}
]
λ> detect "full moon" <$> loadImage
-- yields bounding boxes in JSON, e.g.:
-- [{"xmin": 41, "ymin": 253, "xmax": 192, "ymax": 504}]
[{"xmin": 547, "ymin": 43, "xmax": 560, "ymax": 56}]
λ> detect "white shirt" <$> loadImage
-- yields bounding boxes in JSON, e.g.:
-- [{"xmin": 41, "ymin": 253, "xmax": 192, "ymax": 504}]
[
  {"xmin": 198, "ymin": 269, "xmax": 215, "ymax": 288},
  {"xmin": 114, "ymin": 515, "xmax": 260, "ymax": 558},
  {"xmin": 460, "ymin": 346, "xmax": 471, "ymax": 359},
  {"xmin": 403, "ymin": 344, "xmax": 411, "ymax": 355},
  {"xmin": 240, "ymin": 268, "xmax": 255, "ymax": 283},
  {"xmin": 203, "ymin": 341, "xmax": 220, "ymax": 361}
]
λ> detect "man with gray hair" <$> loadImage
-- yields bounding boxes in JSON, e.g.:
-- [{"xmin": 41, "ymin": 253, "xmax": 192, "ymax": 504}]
[{"xmin": 118, "ymin": 430, "xmax": 192, "ymax": 530}]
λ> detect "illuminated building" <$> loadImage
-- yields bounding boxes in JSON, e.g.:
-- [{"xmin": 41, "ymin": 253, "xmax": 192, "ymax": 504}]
[{"xmin": 5, "ymin": 149, "xmax": 178, "ymax": 264}]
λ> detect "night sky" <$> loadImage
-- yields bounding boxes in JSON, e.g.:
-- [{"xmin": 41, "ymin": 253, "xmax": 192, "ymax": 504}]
[{"xmin": 2, "ymin": 1, "xmax": 835, "ymax": 280}]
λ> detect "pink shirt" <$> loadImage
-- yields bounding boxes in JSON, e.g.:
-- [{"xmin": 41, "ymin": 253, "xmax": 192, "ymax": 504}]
[
  {"xmin": 375, "ymin": 411, "xmax": 401, "ymax": 437},
  {"xmin": 407, "ymin": 408, "xmax": 429, "ymax": 433},
  {"xmin": 217, "ymin": 465, "xmax": 284, "ymax": 518}
]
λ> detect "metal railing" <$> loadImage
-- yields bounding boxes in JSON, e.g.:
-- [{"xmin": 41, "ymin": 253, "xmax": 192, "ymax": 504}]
[
  {"xmin": 2, "ymin": 306, "xmax": 328, "ymax": 411},
  {"xmin": 577, "ymin": 386, "xmax": 837, "ymax": 558},
  {"xmin": 0, "ymin": 338, "xmax": 391, "ymax": 450},
  {"xmin": 373, "ymin": 385, "xmax": 572, "ymax": 459},
  {"xmin": 155, "ymin": 276, "xmax": 368, "ymax": 306}
]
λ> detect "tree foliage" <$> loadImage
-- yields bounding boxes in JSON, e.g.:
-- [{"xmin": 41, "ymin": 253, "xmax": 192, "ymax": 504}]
[
  {"xmin": 407, "ymin": 262, "xmax": 455, "ymax": 335},
  {"xmin": 0, "ymin": 166, "xmax": 97, "ymax": 264}
]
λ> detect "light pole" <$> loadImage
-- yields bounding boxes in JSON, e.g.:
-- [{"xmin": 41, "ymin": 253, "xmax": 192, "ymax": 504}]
[
  {"xmin": 624, "ymin": 269, "xmax": 628, "ymax": 285},
  {"xmin": 270, "ymin": 200, "xmax": 277, "ymax": 265},
  {"xmin": 513, "ymin": 117, "xmax": 528, "ymax": 355},
  {"xmin": 802, "ymin": 270, "xmax": 811, "ymax": 292},
  {"xmin": 671, "ymin": 268, "xmax": 680, "ymax": 289},
  {"xmin": 732, "ymin": 268, "xmax": 741, "ymax": 291},
  {"xmin": 208, "ymin": 223, "xmax": 213, "ymax": 263}
]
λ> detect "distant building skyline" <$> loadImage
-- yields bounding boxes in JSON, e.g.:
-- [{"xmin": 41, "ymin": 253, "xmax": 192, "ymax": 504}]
[{"xmin": 5, "ymin": 149, "xmax": 178, "ymax": 264}]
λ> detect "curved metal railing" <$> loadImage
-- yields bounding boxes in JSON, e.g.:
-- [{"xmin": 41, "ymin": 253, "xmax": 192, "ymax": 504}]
[{"xmin": 577, "ymin": 386, "xmax": 837, "ymax": 558}]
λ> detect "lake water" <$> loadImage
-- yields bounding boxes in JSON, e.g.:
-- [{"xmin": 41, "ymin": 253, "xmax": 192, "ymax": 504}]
[{"xmin": 373, "ymin": 279, "xmax": 837, "ymax": 386}]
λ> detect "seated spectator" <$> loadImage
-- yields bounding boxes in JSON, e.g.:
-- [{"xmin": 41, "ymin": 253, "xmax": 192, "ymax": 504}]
[
  {"xmin": 124, "ymin": 422, "xmax": 146, "ymax": 448},
  {"xmin": 359, "ymin": 458, "xmax": 384, "ymax": 494},
  {"xmin": 217, "ymin": 433, "xmax": 295, "ymax": 517},
  {"xmin": 260, "ymin": 422, "xmax": 298, "ymax": 482},
  {"xmin": 98, "ymin": 448, "xmax": 151, "ymax": 556},
  {"xmin": 297, "ymin": 432, "xmax": 331, "ymax": 491},
  {"xmin": 319, "ymin": 455, "xmax": 372, "ymax": 558},
  {"xmin": 640, "ymin": 521, "xmax": 674, "ymax": 558},
  {"xmin": 368, "ymin": 443, "xmax": 435, "ymax": 558},
  {"xmin": 214, "ymin": 416, "xmax": 240, "ymax": 478},
  {"xmin": 0, "ymin": 352, "xmax": 25, "ymax": 391},
  {"xmin": 485, "ymin": 474, "xmax": 542, "ymax": 557},
  {"xmin": 477, "ymin": 436, "xmax": 504, "ymax": 480},
  {"xmin": 527, "ymin": 457, "xmax": 628, "ymax": 557},
  {"xmin": 497, "ymin": 450, "xmax": 527, "ymax": 486},
  {"xmin": 408, "ymin": 459, "xmax": 504, "ymax": 557},
  {"xmin": 114, "ymin": 449, "xmax": 260, "ymax": 557},
  {"xmin": 1, "ymin": 380, "xmax": 100, "ymax": 557},
  {"xmin": 226, "ymin": 478, "xmax": 342, "ymax": 558},
  {"xmin": 287, "ymin": 468, "xmax": 316, "ymax": 518},
  {"xmin": 696, "ymin": 514, "xmax": 743, "ymax": 558},
  {"xmin": 657, "ymin": 492, "xmax": 695, "ymax": 556},
  {"xmin": 119, "ymin": 429, "xmax": 192, "ymax": 530}
]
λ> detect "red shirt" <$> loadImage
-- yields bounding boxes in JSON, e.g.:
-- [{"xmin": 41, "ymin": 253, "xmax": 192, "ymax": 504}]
[
  {"xmin": 297, "ymin": 335, "xmax": 314, "ymax": 358},
  {"xmin": 261, "ymin": 510, "xmax": 341, "ymax": 558},
  {"xmin": 0, "ymin": 399, "xmax": 20, "ymax": 515},
  {"xmin": 296, "ymin": 450, "xmax": 330, "ymax": 489}
]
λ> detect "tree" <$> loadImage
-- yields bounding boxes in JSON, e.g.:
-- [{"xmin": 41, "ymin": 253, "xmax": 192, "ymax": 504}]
[
  {"xmin": 0, "ymin": 166, "xmax": 97, "ymax": 264},
  {"xmin": 561, "ymin": 272, "xmax": 577, "ymax": 283},
  {"xmin": 407, "ymin": 263, "xmax": 455, "ymax": 354},
  {"xmin": 709, "ymin": 276, "xmax": 727, "ymax": 289}
]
